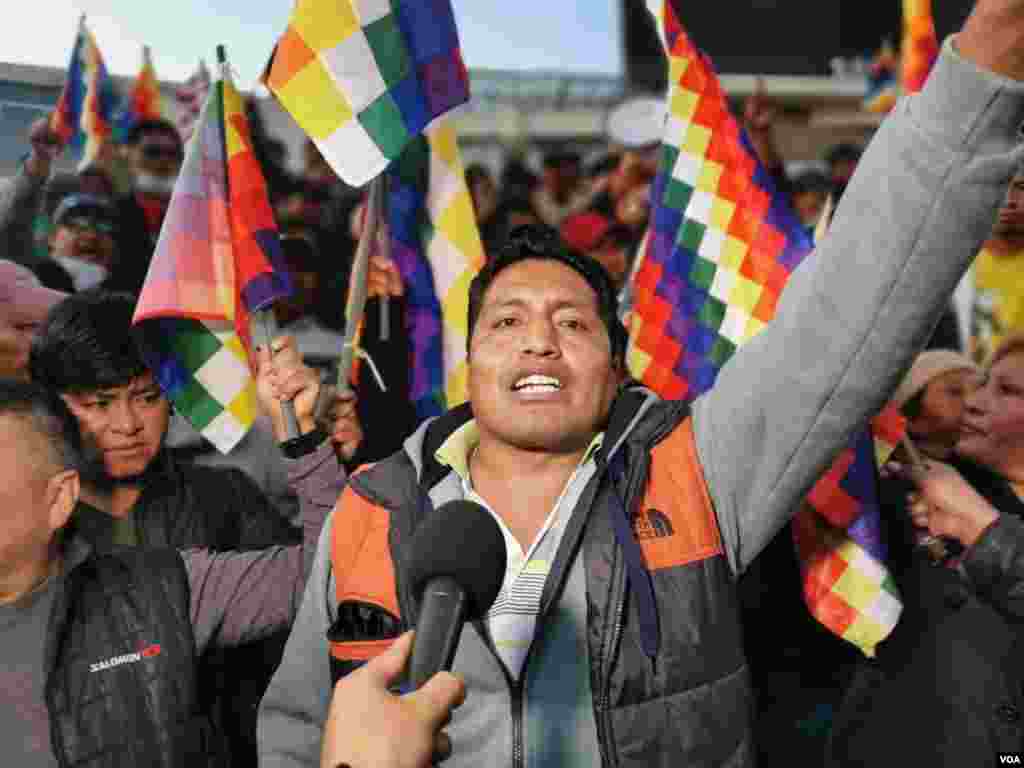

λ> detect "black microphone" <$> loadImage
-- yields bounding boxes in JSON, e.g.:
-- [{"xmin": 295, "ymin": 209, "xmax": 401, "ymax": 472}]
[{"xmin": 405, "ymin": 500, "xmax": 507, "ymax": 689}]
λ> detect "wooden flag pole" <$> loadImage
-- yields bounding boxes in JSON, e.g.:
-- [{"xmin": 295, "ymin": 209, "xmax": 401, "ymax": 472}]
[
  {"xmin": 337, "ymin": 175, "xmax": 385, "ymax": 394},
  {"xmin": 218, "ymin": 43, "xmax": 299, "ymax": 441}
]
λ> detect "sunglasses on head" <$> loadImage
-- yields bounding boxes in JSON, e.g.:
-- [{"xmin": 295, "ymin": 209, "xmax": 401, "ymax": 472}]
[
  {"xmin": 505, "ymin": 224, "xmax": 564, "ymax": 257},
  {"xmin": 141, "ymin": 144, "xmax": 183, "ymax": 162}
]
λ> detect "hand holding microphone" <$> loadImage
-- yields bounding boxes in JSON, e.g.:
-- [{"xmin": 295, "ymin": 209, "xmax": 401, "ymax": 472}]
[{"xmin": 321, "ymin": 631, "xmax": 466, "ymax": 768}]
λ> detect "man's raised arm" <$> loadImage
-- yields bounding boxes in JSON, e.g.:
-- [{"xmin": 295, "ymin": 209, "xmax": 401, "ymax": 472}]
[{"xmin": 693, "ymin": 1, "xmax": 1024, "ymax": 575}]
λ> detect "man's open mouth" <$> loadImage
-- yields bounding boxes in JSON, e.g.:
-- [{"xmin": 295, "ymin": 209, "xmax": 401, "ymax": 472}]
[{"xmin": 512, "ymin": 374, "xmax": 562, "ymax": 393}]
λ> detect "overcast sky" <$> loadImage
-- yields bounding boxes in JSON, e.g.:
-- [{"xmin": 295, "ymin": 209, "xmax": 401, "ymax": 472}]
[{"xmin": 2, "ymin": 0, "xmax": 623, "ymax": 87}]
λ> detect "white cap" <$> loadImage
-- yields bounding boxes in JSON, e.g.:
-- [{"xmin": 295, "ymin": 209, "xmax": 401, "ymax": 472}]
[{"xmin": 606, "ymin": 97, "xmax": 666, "ymax": 149}]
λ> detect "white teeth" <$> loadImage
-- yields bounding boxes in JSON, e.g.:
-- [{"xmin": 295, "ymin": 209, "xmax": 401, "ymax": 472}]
[{"xmin": 514, "ymin": 374, "xmax": 561, "ymax": 391}]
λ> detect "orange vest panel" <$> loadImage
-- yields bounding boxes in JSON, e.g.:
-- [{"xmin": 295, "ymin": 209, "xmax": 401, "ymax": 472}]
[
  {"xmin": 329, "ymin": 483, "xmax": 401, "ymax": 663},
  {"xmin": 633, "ymin": 417, "xmax": 723, "ymax": 571}
]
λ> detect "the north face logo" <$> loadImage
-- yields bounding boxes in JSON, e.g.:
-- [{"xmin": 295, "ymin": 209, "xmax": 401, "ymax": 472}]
[{"xmin": 633, "ymin": 508, "xmax": 674, "ymax": 540}]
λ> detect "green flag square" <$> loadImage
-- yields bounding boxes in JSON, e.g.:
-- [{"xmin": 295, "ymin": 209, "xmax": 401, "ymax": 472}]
[
  {"xmin": 678, "ymin": 217, "xmax": 706, "ymax": 252},
  {"xmin": 689, "ymin": 255, "xmax": 717, "ymax": 291},
  {"xmin": 390, "ymin": 134, "xmax": 430, "ymax": 188},
  {"xmin": 364, "ymin": 15, "xmax": 410, "ymax": 89},
  {"xmin": 663, "ymin": 176, "xmax": 693, "ymax": 213},
  {"xmin": 709, "ymin": 335, "xmax": 736, "ymax": 366},
  {"xmin": 358, "ymin": 92, "xmax": 411, "ymax": 160},
  {"xmin": 172, "ymin": 378, "xmax": 224, "ymax": 431},
  {"xmin": 697, "ymin": 295, "xmax": 726, "ymax": 331},
  {"xmin": 659, "ymin": 144, "xmax": 679, "ymax": 176},
  {"xmin": 167, "ymin": 320, "xmax": 223, "ymax": 372}
]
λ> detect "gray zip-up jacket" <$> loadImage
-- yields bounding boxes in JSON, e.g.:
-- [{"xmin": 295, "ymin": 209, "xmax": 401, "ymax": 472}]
[{"xmin": 258, "ymin": 40, "xmax": 1024, "ymax": 767}]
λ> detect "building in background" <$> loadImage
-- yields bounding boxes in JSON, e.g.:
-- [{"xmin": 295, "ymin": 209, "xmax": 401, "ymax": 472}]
[{"xmin": 5, "ymin": 0, "xmax": 967, "ymax": 183}]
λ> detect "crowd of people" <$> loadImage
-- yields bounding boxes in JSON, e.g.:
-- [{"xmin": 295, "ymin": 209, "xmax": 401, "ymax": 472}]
[{"xmin": 4, "ymin": 0, "xmax": 1024, "ymax": 766}]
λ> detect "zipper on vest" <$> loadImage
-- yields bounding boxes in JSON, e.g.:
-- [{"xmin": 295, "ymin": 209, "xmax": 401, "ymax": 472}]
[
  {"xmin": 595, "ymin": 547, "xmax": 626, "ymax": 768},
  {"xmin": 595, "ymin": 449, "xmax": 647, "ymax": 767},
  {"xmin": 512, "ymin": 678, "xmax": 524, "ymax": 768},
  {"xmin": 472, "ymin": 623, "xmax": 526, "ymax": 768}
]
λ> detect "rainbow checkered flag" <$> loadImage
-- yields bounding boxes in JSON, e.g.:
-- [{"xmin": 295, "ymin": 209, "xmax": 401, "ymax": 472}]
[
  {"xmin": 263, "ymin": 0, "xmax": 469, "ymax": 187},
  {"xmin": 114, "ymin": 45, "xmax": 165, "ymax": 142},
  {"xmin": 864, "ymin": 0, "xmax": 938, "ymax": 115},
  {"xmin": 864, "ymin": 40, "xmax": 899, "ymax": 114},
  {"xmin": 132, "ymin": 63, "xmax": 291, "ymax": 454},
  {"xmin": 176, "ymin": 60, "xmax": 211, "ymax": 143},
  {"xmin": 794, "ymin": 408, "xmax": 906, "ymax": 654},
  {"xmin": 632, "ymin": 0, "xmax": 904, "ymax": 656},
  {"xmin": 386, "ymin": 119, "xmax": 485, "ymax": 420},
  {"xmin": 50, "ymin": 15, "xmax": 117, "ymax": 169},
  {"xmin": 902, "ymin": 0, "xmax": 939, "ymax": 94}
]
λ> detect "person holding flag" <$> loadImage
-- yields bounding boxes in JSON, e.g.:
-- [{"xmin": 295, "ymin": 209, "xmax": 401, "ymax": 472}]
[
  {"xmin": 49, "ymin": 15, "xmax": 117, "ymax": 172},
  {"xmin": 113, "ymin": 45, "xmax": 166, "ymax": 144},
  {"xmin": 0, "ymin": 342, "xmax": 344, "ymax": 767},
  {"xmin": 260, "ymin": 2, "xmax": 1024, "ymax": 767}
]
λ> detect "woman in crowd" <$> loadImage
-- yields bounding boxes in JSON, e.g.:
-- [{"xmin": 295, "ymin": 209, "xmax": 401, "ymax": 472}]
[{"xmin": 827, "ymin": 337, "xmax": 1024, "ymax": 767}]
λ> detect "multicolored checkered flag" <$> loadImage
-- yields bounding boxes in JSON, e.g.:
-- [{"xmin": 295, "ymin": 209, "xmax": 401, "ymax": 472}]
[
  {"xmin": 263, "ymin": 0, "xmax": 470, "ymax": 188},
  {"xmin": 50, "ymin": 15, "xmax": 117, "ymax": 169},
  {"xmin": 864, "ymin": 40, "xmax": 899, "ymax": 114},
  {"xmin": 175, "ymin": 60, "xmax": 211, "ymax": 143},
  {"xmin": 902, "ymin": 0, "xmax": 939, "ymax": 95},
  {"xmin": 386, "ymin": 119, "xmax": 485, "ymax": 420},
  {"xmin": 632, "ymin": 0, "xmax": 904, "ymax": 656},
  {"xmin": 132, "ymin": 59, "xmax": 291, "ymax": 453},
  {"xmin": 865, "ymin": 0, "xmax": 938, "ymax": 115},
  {"xmin": 113, "ymin": 45, "xmax": 165, "ymax": 143}
]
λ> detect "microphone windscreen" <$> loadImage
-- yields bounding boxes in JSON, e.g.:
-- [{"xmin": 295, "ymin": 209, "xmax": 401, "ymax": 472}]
[{"xmin": 405, "ymin": 500, "xmax": 507, "ymax": 621}]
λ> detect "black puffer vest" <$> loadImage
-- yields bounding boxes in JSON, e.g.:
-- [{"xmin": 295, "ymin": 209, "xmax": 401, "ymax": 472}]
[{"xmin": 44, "ymin": 548, "xmax": 223, "ymax": 767}]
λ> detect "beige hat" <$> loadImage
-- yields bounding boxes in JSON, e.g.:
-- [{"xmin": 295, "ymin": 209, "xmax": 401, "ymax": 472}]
[{"xmin": 892, "ymin": 349, "xmax": 982, "ymax": 408}]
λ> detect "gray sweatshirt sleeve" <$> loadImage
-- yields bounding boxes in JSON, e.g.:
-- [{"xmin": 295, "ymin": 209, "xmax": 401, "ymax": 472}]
[
  {"xmin": 0, "ymin": 168, "xmax": 45, "ymax": 267},
  {"xmin": 692, "ymin": 40, "xmax": 1024, "ymax": 575},
  {"xmin": 257, "ymin": 505, "xmax": 339, "ymax": 768},
  {"xmin": 183, "ymin": 439, "xmax": 346, "ymax": 654}
]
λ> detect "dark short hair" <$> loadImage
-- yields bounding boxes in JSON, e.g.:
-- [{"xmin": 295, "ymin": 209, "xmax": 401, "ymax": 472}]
[
  {"xmin": 901, "ymin": 390, "xmax": 925, "ymax": 421},
  {"xmin": 126, "ymin": 118, "xmax": 183, "ymax": 149},
  {"xmin": 0, "ymin": 378, "xmax": 83, "ymax": 470},
  {"xmin": 587, "ymin": 152, "xmax": 621, "ymax": 179},
  {"xmin": 467, "ymin": 224, "xmax": 628, "ymax": 364},
  {"xmin": 543, "ymin": 150, "xmax": 581, "ymax": 170},
  {"xmin": 465, "ymin": 163, "xmax": 493, "ymax": 189},
  {"xmin": 281, "ymin": 235, "xmax": 318, "ymax": 272},
  {"xmin": 790, "ymin": 170, "xmax": 831, "ymax": 197},
  {"xmin": 824, "ymin": 142, "xmax": 862, "ymax": 168},
  {"xmin": 30, "ymin": 290, "xmax": 149, "ymax": 394}
]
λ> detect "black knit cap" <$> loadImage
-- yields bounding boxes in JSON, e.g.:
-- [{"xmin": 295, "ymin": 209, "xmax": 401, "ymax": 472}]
[{"xmin": 466, "ymin": 224, "xmax": 628, "ymax": 363}]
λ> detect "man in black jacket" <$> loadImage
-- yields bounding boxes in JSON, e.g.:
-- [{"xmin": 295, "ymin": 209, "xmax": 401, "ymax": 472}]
[
  {"xmin": 0, "ymin": 333, "xmax": 343, "ymax": 766},
  {"xmin": 27, "ymin": 289, "xmax": 360, "ymax": 766}
]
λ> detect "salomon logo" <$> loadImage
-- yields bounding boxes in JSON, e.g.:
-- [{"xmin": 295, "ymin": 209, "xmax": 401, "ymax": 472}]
[
  {"xmin": 89, "ymin": 644, "xmax": 162, "ymax": 673},
  {"xmin": 633, "ymin": 509, "xmax": 674, "ymax": 540}
]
